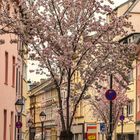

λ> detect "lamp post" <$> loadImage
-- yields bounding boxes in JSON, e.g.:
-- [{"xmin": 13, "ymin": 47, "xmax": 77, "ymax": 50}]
[
  {"xmin": 39, "ymin": 111, "xmax": 46, "ymax": 140},
  {"xmin": 15, "ymin": 98, "xmax": 24, "ymax": 140},
  {"xmin": 28, "ymin": 119, "xmax": 33, "ymax": 140}
]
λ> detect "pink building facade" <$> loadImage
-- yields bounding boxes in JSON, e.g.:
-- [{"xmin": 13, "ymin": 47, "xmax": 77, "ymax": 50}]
[
  {"xmin": 0, "ymin": 35, "xmax": 23, "ymax": 140},
  {"xmin": 0, "ymin": 1, "xmax": 23, "ymax": 140}
]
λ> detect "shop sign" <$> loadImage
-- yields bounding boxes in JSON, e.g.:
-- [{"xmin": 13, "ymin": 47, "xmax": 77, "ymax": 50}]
[
  {"xmin": 87, "ymin": 124, "xmax": 97, "ymax": 140},
  {"xmin": 87, "ymin": 133, "xmax": 96, "ymax": 140},
  {"xmin": 100, "ymin": 123, "xmax": 106, "ymax": 133}
]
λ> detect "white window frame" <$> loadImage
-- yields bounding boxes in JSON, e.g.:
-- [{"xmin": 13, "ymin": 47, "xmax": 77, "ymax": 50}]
[
  {"xmin": 127, "ymin": 101, "xmax": 133, "ymax": 116},
  {"xmin": 128, "ymin": 70, "xmax": 133, "ymax": 83}
]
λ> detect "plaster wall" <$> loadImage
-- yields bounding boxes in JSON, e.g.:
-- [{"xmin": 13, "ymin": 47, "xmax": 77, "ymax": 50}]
[{"xmin": 0, "ymin": 33, "xmax": 18, "ymax": 140}]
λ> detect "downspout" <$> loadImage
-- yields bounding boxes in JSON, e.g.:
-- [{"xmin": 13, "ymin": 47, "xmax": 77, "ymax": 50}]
[{"xmin": 135, "ymin": 58, "xmax": 138, "ymax": 140}]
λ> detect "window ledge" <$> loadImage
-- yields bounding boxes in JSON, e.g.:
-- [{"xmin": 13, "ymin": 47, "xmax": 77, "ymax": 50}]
[
  {"xmin": 75, "ymin": 116, "xmax": 84, "ymax": 119},
  {"xmin": 127, "ymin": 114, "xmax": 133, "ymax": 117}
]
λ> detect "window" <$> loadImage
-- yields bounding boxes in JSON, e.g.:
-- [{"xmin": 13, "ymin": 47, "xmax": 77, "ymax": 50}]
[
  {"xmin": 138, "ymin": 96, "xmax": 140, "ymax": 112},
  {"xmin": 23, "ymin": 62, "xmax": 27, "ymax": 80},
  {"xmin": 73, "ymin": 73, "xmax": 76, "ymax": 82},
  {"xmin": 16, "ymin": 68, "xmax": 22, "ymax": 97},
  {"xmin": 16, "ymin": 68, "xmax": 21, "ymax": 96},
  {"xmin": 10, "ymin": 112, "xmax": 14, "ymax": 140},
  {"xmin": 75, "ymin": 101, "xmax": 83, "ymax": 117},
  {"xmin": 3, "ymin": 110, "xmax": 7, "ymax": 140},
  {"xmin": 5, "ymin": 52, "xmax": 8, "ymax": 84},
  {"xmin": 16, "ymin": 68, "xmax": 18, "ymax": 93},
  {"xmin": 0, "ymin": 0, "xmax": 2, "ymax": 9},
  {"xmin": 12, "ymin": 56, "xmax": 15, "ymax": 87},
  {"xmin": 137, "ymin": 64, "xmax": 140, "ymax": 76},
  {"xmin": 127, "ymin": 101, "xmax": 133, "ymax": 116},
  {"xmin": 128, "ymin": 38, "xmax": 131, "ymax": 43},
  {"xmin": 122, "ymin": 39, "xmax": 128, "ymax": 44},
  {"xmin": 18, "ymin": 71, "xmax": 21, "ymax": 96},
  {"xmin": 128, "ymin": 70, "xmax": 133, "ymax": 83}
]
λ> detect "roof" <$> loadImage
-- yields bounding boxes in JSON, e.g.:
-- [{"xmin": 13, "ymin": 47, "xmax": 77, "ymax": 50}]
[
  {"xmin": 114, "ymin": 0, "xmax": 140, "ymax": 15},
  {"xmin": 114, "ymin": 0, "xmax": 133, "ymax": 11},
  {"xmin": 119, "ymin": 32, "xmax": 140, "ymax": 43},
  {"xmin": 114, "ymin": 0, "xmax": 136, "ymax": 11},
  {"xmin": 124, "ymin": 0, "xmax": 140, "ymax": 15},
  {"xmin": 28, "ymin": 78, "xmax": 55, "ymax": 96}
]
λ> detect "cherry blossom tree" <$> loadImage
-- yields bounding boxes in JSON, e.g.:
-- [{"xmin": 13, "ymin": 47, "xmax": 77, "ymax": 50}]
[{"xmin": 0, "ymin": 0, "xmax": 136, "ymax": 139}]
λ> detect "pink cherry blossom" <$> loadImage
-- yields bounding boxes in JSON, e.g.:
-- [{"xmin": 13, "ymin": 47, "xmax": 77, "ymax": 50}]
[{"xmin": 0, "ymin": 0, "xmax": 137, "ymax": 139}]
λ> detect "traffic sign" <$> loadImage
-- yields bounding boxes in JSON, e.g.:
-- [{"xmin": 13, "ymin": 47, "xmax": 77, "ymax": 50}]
[
  {"xmin": 120, "ymin": 115, "xmax": 125, "ymax": 121},
  {"xmin": 16, "ymin": 121, "xmax": 22, "ymax": 128},
  {"xmin": 105, "ymin": 89, "xmax": 117, "ymax": 101},
  {"xmin": 100, "ymin": 123, "xmax": 106, "ymax": 133}
]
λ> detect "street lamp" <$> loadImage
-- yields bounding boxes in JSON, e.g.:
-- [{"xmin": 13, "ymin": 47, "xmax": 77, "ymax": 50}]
[
  {"xmin": 39, "ymin": 111, "xmax": 46, "ymax": 140},
  {"xmin": 15, "ymin": 98, "xmax": 24, "ymax": 114},
  {"xmin": 28, "ymin": 119, "xmax": 33, "ymax": 140},
  {"xmin": 15, "ymin": 98, "xmax": 24, "ymax": 140}
]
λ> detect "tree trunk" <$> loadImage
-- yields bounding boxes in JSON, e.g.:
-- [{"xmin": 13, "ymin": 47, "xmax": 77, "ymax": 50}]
[
  {"xmin": 106, "ymin": 135, "xmax": 110, "ymax": 140},
  {"xmin": 60, "ymin": 130, "xmax": 73, "ymax": 140}
]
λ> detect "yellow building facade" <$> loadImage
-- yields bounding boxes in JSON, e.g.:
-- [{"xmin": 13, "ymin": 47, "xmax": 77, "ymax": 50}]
[
  {"xmin": 28, "ymin": 80, "xmax": 58, "ymax": 140},
  {"xmin": 27, "ymin": 77, "xmax": 100, "ymax": 140},
  {"xmin": 113, "ymin": 1, "xmax": 140, "ymax": 140}
]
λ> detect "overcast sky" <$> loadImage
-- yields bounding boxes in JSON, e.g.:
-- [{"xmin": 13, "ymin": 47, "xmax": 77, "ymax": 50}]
[
  {"xmin": 27, "ymin": 0, "xmax": 129, "ymax": 82},
  {"xmin": 114, "ymin": 0, "xmax": 128, "ymax": 7}
]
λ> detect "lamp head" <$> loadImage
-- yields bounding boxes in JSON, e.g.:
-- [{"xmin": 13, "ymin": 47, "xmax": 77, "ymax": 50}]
[
  {"xmin": 15, "ymin": 99, "xmax": 24, "ymax": 114},
  {"xmin": 39, "ymin": 111, "xmax": 46, "ymax": 122}
]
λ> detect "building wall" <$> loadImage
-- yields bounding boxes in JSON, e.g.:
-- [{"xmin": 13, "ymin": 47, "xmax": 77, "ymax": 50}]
[
  {"xmin": 115, "ymin": 0, "xmax": 140, "ymax": 33},
  {"xmin": 114, "ymin": 1, "xmax": 140, "ymax": 140},
  {"xmin": 136, "ymin": 42, "xmax": 140, "ymax": 140},
  {"xmin": 115, "ymin": 59, "xmax": 137, "ymax": 140},
  {"xmin": 0, "ymin": 33, "xmax": 18, "ymax": 140},
  {"xmin": 0, "ymin": 0, "xmax": 24, "ymax": 139},
  {"xmin": 129, "ymin": 13, "xmax": 140, "ymax": 32},
  {"xmin": 136, "ymin": 46, "xmax": 140, "ymax": 120},
  {"xmin": 116, "ymin": 1, "xmax": 133, "ymax": 16}
]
